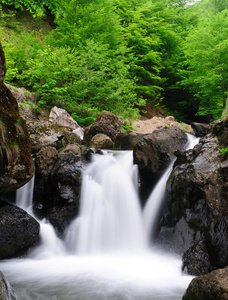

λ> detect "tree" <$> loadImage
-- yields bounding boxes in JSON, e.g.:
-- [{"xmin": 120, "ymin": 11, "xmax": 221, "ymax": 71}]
[{"xmin": 180, "ymin": 8, "xmax": 228, "ymax": 120}]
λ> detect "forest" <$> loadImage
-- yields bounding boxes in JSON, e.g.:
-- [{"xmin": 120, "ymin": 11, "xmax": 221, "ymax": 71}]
[{"xmin": 0, "ymin": 0, "xmax": 228, "ymax": 126}]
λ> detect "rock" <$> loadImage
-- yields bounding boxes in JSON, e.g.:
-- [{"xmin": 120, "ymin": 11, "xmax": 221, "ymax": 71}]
[
  {"xmin": 0, "ymin": 271, "xmax": 17, "ymax": 300},
  {"xmin": 0, "ymin": 43, "xmax": 6, "ymax": 88},
  {"xmin": 27, "ymin": 119, "xmax": 68, "ymax": 153},
  {"xmin": 0, "ymin": 200, "xmax": 40, "ymax": 258},
  {"xmin": 0, "ymin": 45, "xmax": 34, "ymax": 193},
  {"xmin": 114, "ymin": 131, "xmax": 142, "ymax": 150},
  {"xmin": 84, "ymin": 111, "xmax": 123, "ymax": 145},
  {"xmin": 89, "ymin": 133, "xmax": 114, "ymax": 149},
  {"xmin": 191, "ymin": 122, "xmax": 211, "ymax": 137},
  {"xmin": 33, "ymin": 146, "xmax": 59, "ymax": 218},
  {"xmin": 133, "ymin": 126, "xmax": 188, "ymax": 188},
  {"xmin": 182, "ymin": 241, "xmax": 211, "ymax": 276},
  {"xmin": 49, "ymin": 106, "xmax": 80, "ymax": 130},
  {"xmin": 59, "ymin": 144, "xmax": 82, "ymax": 156},
  {"xmin": 158, "ymin": 116, "xmax": 228, "ymax": 274},
  {"xmin": 73, "ymin": 127, "xmax": 84, "ymax": 140},
  {"xmin": 182, "ymin": 268, "xmax": 228, "ymax": 300},
  {"xmin": 47, "ymin": 153, "xmax": 87, "ymax": 234},
  {"xmin": 5, "ymin": 84, "xmax": 39, "ymax": 104}
]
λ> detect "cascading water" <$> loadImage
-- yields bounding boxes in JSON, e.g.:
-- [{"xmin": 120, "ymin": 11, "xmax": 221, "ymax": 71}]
[
  {"xmin": 143, "ymin": 133, "xmax": 200, "ymax": 240},
  {"xmin": 65, "ymin": 151, "xmax": 146, "ymax": 254},
  {"xmin": 0, "ymin": 135, "xmax": 199, "ymax": 300}
]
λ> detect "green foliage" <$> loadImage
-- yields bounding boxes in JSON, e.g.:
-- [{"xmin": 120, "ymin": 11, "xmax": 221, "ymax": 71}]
[
  {"xmin": 0, "ymin": 0, "xmax": 59, "ymax": 17},
  {"xmin": 18, "ymin": 41, "xmax": 144, "ymax": 119},
  {"xmin": 1, "ymin": 0, "xmax": 227, "ymax": 124},
  {"xmin": 218, "ymin": 147, "xmax": 228, "ymax": 154},
  {"xmin": 179, "ymin": 8, "xmax": 228, "ymax": 120},
  {"xmin": 19, "ymin": 101, "xmax": 42, "ymax": 114}
]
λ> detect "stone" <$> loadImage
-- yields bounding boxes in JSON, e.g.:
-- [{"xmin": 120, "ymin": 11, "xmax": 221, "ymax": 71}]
[
  {"xmin": 0, "ymin": 271, "xmax": 17, "ymax": 300},
  {"xmin": 49, "ymin": 106, "xmax": 80, "ymax": 130},
  {"xmin": 191, "ymin": 122, "xmax": 211, "ymax": 137},
  {"xmin": 158, "ymin": 116, "xmax": 228, "ymax": 274},
  {"xmin": 89, "ymin": 133, "xmax": 114, "ymax": 149},
  {"xmin": 0, "ymin": 200, "xmax": 40, "ymax": 258},
  {"xmin": 133, "ymin": 126, "xmax": 188, "ymax": 188},
  {"xmin": 182, "ymin": 268, "xmax": 228, "ymax": 300},
  {"xmin": 114, "ymin": 131, "xmax": 143, "ymax": 150},
  {"xmin": 84, "ymin": 111, "xmax": 123, "ymax": 145}
]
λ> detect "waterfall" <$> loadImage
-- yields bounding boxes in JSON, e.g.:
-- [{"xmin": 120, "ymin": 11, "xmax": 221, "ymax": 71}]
[
  {"xmin": 16, "ymin": 176, "xmax": 35, "ymax": 214},
  {"xmin": 0, "ymin": 138, "xmax": 198, "ymax": 300},
  {"xmin": 143, "ymin": 133, "xmax": 199, "ymax": 240},
  {"xmin": 64, "ymin": 151, "xmax": 146, "ymax": 254}
]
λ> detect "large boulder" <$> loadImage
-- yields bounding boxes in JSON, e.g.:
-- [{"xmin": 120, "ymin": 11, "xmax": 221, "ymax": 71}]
[
  {"xmin": 84, "ymin": 111, "xmax": 123, "ymax": 145},
  {"xmin": 49, "ymin": 106, "xmax": 80, "ymax": 130},
  {"xmin": 49, "ymin": 153, "xmax": 87, "ymax": 234},
  {"xmin": 0, "ymin": 271, "xmax": 17, "ymax": 300},
  {"xmin": 133, "ymin": 126, "xmax": 188, "ymax": 188},
  {"xmin": 27, "ymin": 119, "xmax": 81, "ymax": 153},
  {"xmin": 182, "ymin": 268, "xmax": 228, "ymax": 300},
  {"xmin": 89, "ymin": 133, "xmax": 114, "ymax": 149},
  {"xmin": 158, "ymin": 116, "xmax": 228, "ymax": 275},
  {"xmin": 114, "ymin": 131, "xmax": 143, "ymax": 150},
  {"xmin": 33, "ymin": 149, "xmax": 87, "ymax": 234},
  {"xmin": 191, "ymin": 122, "xmax": 212, "ymax": 137},
  {"xmin": 0, "ymin": 43, "xmax": 34, "ymax": 193},
  {"xmin": 0, "ymin": 200, "xmax": 40, "ymax": 258}
]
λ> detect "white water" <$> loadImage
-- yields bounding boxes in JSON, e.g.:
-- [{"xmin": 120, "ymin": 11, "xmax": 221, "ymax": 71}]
[
  {"xmin": 143, "ymin": 133, "xmax": 200, "ymax": 240},
  {"xmin": 0, "ymin": 137, "xmax": 199, "ymax": 300}
]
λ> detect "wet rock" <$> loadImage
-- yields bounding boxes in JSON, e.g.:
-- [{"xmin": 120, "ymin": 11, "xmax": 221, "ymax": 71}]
[
  {"xmin": 0, "ymin": 201, "xmax": 40, "ymax": 258},
  {"xmin": 182, "ymin": 268, "xmax": 228, "ymax": 300},
  {"xmin": 133, "ymin": 126, "xmax": 187, "ymax": 188},
  {"xmin": 84, "ymin": 111, "xmax": 123, "ymax": 145},
  {"xmin": 182, "ymin": 241, "xmax": 211, "ymax": 276},
  {"xmin": 47, "ymin": 153, "xmax": 87, "ymax": 234},
  {"xmin": 0, "ymin": 271, "xmax": 17, "ymax": 300},
  {"xmin": 114, "ymin": 131, "xmax": 142, "ymax": 150},
  {"xmin": 158, "ymin": 116, "xmax": 228, "ymax": 274},
  {"xmin": 191, "ymin": 122, "xmax": 211, "ymax": 137},
  {"xmin": 89, "ymin": 133, "xmax": 114, "ymax": 149},
  {"xmin": 49, "ymin": 106, "xmax": 80, "ymax": 130}
]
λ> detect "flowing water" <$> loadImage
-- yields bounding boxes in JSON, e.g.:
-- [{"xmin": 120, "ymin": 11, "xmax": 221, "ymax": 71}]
[{"xmin": 0, "ymin": 135, "xmax": 199, "ymax": 300}]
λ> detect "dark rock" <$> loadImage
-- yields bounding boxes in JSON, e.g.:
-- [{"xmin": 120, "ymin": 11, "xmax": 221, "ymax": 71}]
[
  {"xmin": 84, "ymin": 111, "xmax": 123, "ymax": 145},
  {"xmin": 89, "ymin": 133, "xmax": 114, "ymax": 149},
  {"xmin": 191, "ymin": 122, "xmax": 211, "ymax": 137},
  {"xmin": 158, "ymin": 117, "xmax": 228, "ymax": 274},
  {"xmin": 0, "ymin": 43, "xmax": 6, "ymax": 88},
  {"xmin": 114, "ymin": 131, "xmax": 142, "ymax": 150},
  {"xmin": 182, "ymin": 241, "xmax": 211, "ymax": 276},
  {"xmin": 133, "ymin": 126, "xmax": 188, "ymax": 188},
  {"xmin": 0, "ymin": 201, "xmax": 40, "ymax": 258},
  {"xmin": 0, "ymin": 271, "xmax": 17, "ymax": 300},
  {"xmin": 182, "ymin": 268, "xmax": 228, "ymax": 300},
  {"xmin": 48, "ymin": 153, "xmax": 87, "ymax": 234}
]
